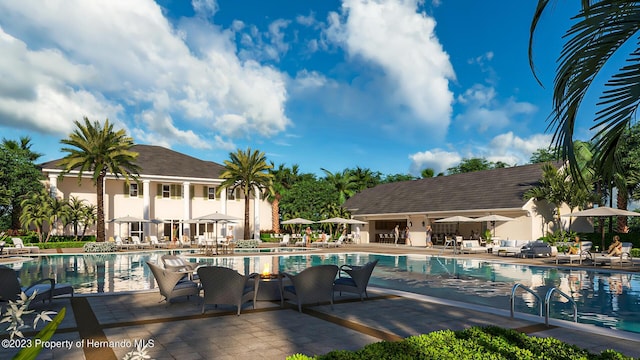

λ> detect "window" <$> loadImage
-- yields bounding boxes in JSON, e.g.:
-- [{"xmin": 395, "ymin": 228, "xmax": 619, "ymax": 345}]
[
  {"xmin": 227, "ymin": 188, "xmax": 237, "ymax": 200},
  {"xmin": 162, "ymin": 185, "xmax": 170, "ymax": 198},
  {"xmin": 207, "ymin": 186, "xmax": 216, "ymax": 200},
  {"xmin": 129, "ymin": 183, "xmax": 138, "ymax": 197}
]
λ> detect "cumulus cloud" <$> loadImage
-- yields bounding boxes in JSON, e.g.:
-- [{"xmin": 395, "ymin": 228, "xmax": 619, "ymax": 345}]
[
  {"xmin": 455, "ymin": 84, "xmax": 537, "ymax": 133},
  {"xmin": 0, "ymin": 0, "xmax": 290, "ymax": 150},
  {"xmin": 409, "ymin": 132, "xmax": 553, "ymax": 175},
  {"xmin": 409, "ymin": 149, "xmax": 462, "ymax": 175},
  {"xmin": 325, "ymin": 0, "xmax": 455, "ymax": 127}
]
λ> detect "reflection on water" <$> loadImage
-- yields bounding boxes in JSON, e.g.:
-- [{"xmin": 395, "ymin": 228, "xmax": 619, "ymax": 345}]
[{"xmin": 7, "ymin": 252, "xmax": 640, "ymax": 333}]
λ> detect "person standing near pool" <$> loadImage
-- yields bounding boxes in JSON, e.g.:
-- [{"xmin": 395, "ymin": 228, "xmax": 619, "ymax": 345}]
[
  {"xmin": 394, "ymin": 225, "xmax": 400, "ymax": 246},
  {"xmin": 305, "ymin": 226, "xmax": 312, "ymax": 247},
  {"xmin": 404, "ymin": 226, "xmax": 412, "ymax": 246},
  {"xmin": 425, "ymin": 224, "xmax": 433, "ymax": 248}
]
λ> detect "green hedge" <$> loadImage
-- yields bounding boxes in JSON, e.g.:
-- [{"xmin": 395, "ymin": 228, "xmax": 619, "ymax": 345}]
[
  {"xmin": 287, "ymin": 326, "xmax": 632, "ymax": 360},
  {"xmin": 38, "ymin": 241, "xmax": 90, "ymax": 249}
]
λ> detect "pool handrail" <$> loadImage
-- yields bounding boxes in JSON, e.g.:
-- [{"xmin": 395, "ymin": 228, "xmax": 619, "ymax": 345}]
[
  {"xmin": 545, "ymin": 287, "xmax": 577, "ymax": 325},
  {"xmin": 510, "ymin": 283, "xmax": 542, "ymax": 318}
]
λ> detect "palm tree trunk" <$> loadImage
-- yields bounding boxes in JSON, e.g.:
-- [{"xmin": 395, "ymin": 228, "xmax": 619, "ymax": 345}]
[
  {"xmin": 617, "ymin": 190, "xmax": 628, "ymax": 232},
  {"xmin": 272, "ymin": 196, "xmax": 280, "ymax": 233},
  {"xmin": 244, "ymin": 194, "xmax": 250, "ymax": 240},
  {"xmin": 97, "ymin": 174, "xmax": 105, "ymax": 242}
]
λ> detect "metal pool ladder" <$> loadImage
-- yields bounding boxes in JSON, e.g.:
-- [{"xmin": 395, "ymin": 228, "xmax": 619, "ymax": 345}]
[{"xmin": 510, "ymin": 283, "xmax": 577, "ymax": 325}]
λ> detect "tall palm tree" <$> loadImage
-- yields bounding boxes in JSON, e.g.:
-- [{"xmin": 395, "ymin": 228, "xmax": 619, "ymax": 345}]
[
  {"xmin": 58, "ymin": 117, "xmax": 140, "ymax": 242},
  {"xmin": 321, "ymin": 168, "xmax": 357, "ymax": 204},
  {"xmin": 1, "ymin": 136, "xmax": 42, "ymax": 161},
  {"xmin": 524, "ymin": 163, "xmax": 572, "ymax": 239},
  {"xmin": 268, "ymin": 163, "xmax": 300, "ymax": 233},
  {"xmin": 219, "ymin": 148, "xmax": 273, "ymax": 240},
  {"xmin": 529, "ymin": 1, "xmax": 640, "ymax": 182}
]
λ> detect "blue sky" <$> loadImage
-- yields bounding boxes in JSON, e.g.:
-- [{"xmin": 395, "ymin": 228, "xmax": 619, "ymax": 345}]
[{"xmin": 0, "ymin": 1, "xmax": 612, "ymax": 176}]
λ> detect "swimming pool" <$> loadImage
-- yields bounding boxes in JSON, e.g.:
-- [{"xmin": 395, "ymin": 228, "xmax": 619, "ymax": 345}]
[{"xmin": 5, "ymin": 252, "xmax": 639, "ymax": 334}]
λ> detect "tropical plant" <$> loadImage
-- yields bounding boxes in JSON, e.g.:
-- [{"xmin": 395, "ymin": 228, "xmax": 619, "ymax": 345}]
[
  {"xmin": 348, "ymin": 167, "xmax": 382, "ymax": 191},
  {"xmin": 79, "ymin": 203, "xmax": 97, "ymax": 239},
  {"xmin": 321, "ymin": 168, "xmax": 357, "ymax": 204},
  {"xmin": 524, "ymin": 163, "xmax": 572, "ymax": 237},
  {"xmin": 0, "ymin": 139, "xmax": 44, "ymax": 229},
  {"xmin": 20, "ymin": 190, "xmax": 53, "ymax": 242},
  {"xmin": 268, "ymin": 163, "xmax": 301, "ymax": 233},
  {"xmin": 219, "ymin": 148, "xmax": 273, "ymax": 240},
  {"xmin": 58, "ymin": 117, "xmax": 140, "ymax": 242},
  {"xmin": 447, "ymin": 157, "xmax": 512, "ymax": 175},
  {"xmin": 612, "ymin": 123, "xmax": 640, "ymax": 231},
  {"xmin": 529, "ymin": 1, "xmax": 640, "ymax": 183}
]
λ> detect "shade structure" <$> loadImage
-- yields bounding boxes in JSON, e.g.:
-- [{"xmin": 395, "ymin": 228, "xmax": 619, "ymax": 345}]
[
  {"xmin": 281, "ymin": 217, "xmax": 315, "ymax": 225},
  {"xmin": 317, "ymin": 217, "xmax": 353, "ymax": 224},
  {"xmin": 434, "ymin": 216, "xmax": 476, "ymax": 235},
  {"xmin": 193, "ymin": 213, "xmax": 242, "ymax": 255},
  {"xmin": 474, "ymin": 215, "xmax": 515, "ymax": 237},
  {"xmin": 434, "ymin": 216, "xmax": 476, "ymax": 223},
  {"xmin": 562, "ymin": 206, "xmax": 640, "ymax": 249},
  {"xmin": 345, "ymin": 218, "xmax": 367, "ymax": 225},
  {"xmin": 562, "ymin": 207, "xmax": 640, "ymax": 218},
  {"xmin": 108, "ymin": 216, "xmax": 150, "ymax": 238}
]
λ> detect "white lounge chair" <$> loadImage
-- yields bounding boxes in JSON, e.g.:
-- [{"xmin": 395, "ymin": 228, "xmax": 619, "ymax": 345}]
[
  {"xmin": 115, "ymin": 236, "xmax": 135, "ymax": 250},
  {"xmin": 556, "ymin": 241, "xmax": 592, "ymax": 264},
  {"xmin": 148, "ymin": 235, "xmax": 168, "ymax": 248},
  {"xmin": 131, "ymin": 235, "xmax": 151, "ymax": 249},
  {"xmin": 8, "ymin": 238, "xmax": 39, "ymax": 254},
  {"xmin": 460, "ymin": 240, "xmax": 488, "ymax": 254},
  {"xmin": 327, "ymin": 235, "xmax": 344, "ymax": 248},
  {"xmin": 279, "ymin": 234, "xmax": 290, "ymax": 247},
  {"xmin": 592, "ymin": 242, "xmax": 633, "ymax": 267}
]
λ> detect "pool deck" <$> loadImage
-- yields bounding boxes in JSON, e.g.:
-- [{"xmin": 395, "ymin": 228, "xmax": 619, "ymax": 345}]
[{"xmin": 1, "ymin": 243, "xmax": 639, "ymax": 359}]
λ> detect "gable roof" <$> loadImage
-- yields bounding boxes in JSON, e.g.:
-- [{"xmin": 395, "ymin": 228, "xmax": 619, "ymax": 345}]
[
  {"xmin": 40, "ymin": 144, "xmax": 225, "ymax": 179},
  {"xmin": 344, "ymin": 162, "xmax": 554, "ymax": 216}
]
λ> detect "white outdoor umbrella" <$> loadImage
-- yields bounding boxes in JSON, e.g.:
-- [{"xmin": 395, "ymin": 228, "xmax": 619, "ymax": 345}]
[
  {"xmin": 435, "ymin": 216, "xmax": 476, "ymax": 234},
  {"xmin": 108, "ymin": 216, "xmax": 150, "ymax": 238},
  {"xmin": 193, "ymin": 213, "xmax": 242, "ymax": 254},
  {"xmin": 474, "ymin": 215, "xmax": 515, "ymax": 237},
  {"xmin": 318, "ymin": 217, "xmax": 353, "ymax": 237},
  {"xmin": 281, "ymin": 217, "xmax": 314, "ymax": 225},
  {"xmin": 562, "ymin": 207, "xmax": 640, "ymax": 249}
]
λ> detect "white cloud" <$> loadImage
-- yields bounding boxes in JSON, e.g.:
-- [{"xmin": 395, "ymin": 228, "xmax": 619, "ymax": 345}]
[
  {"xmin": 409, "ymin": 149, "xmax": 462, "ymax": 175},
  {"xmin": 0, "ymin": 0, "xmax": 290, "ymax": 151},
  {"xmin": 325, "ymin": 0, "xmax": 455, "ymax": 127},
  {"xmin": 455, "ymin": 84, "xmax": 537, "ymax": 132},
  {"xmin": 409, "ymin": 132, "xmax": 553, "ymax": 175}
]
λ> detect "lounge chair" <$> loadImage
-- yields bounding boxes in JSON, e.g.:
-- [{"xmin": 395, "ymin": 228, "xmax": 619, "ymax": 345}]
[
  {"xmin": 197, "ymin": 266, "xmax": 259, "ymax": 315},
  {"xmin": 556, "ymin": 241, "xmax": 592, "ymax": 264},
  {"xmin": 8, "ymin": 238, "xmax": 39, "ymax": 254},
  {"xmin": 148, "ymin": 235, "xmax": 168, "ymax": 248},
  {"xmin": 460, "ymin": 240, "xmax": 488, "ymax": 254},
  {"xmin": 279, "ymin": 234, "xmax": 290, "ymax": 247},
  {"xmin": 131, "ymin": 235, "xmax": 151, "ymax": 249},
  {"xmin": 0, "ymin": 265, "xmax": 73, "ymax": 306},
  {"xmin": 281, "ymin": 264, "xmax": 339, "ymax": 312},
  {"xmin": 146, "ymin": 262, "xmax": 199, "ymax": 304},
  {"xmin": 327, "ymin": 235, "xmax": 344, "ymax": 248},
  {"xmin": 115, "ymin": 236, "xmax": 133, "ymax": 250},
  {"xmin": 333, "ymin": 259, "xmax": 378, "ymax": 301},
  {"xmin": 592, "ymin": 242, "xmax": 634, "ymax": 267}
]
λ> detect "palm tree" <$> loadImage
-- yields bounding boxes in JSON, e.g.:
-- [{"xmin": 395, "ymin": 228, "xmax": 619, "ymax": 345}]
[
  {"xmin": 524, "ymin": 163, "xmax": 571, "ymax": 240},
  {"xmin": 529, "ymin": 1, "xmax": 640, "ymax": 181},
  {"xmin": 79, "ymin": 203, "xmax": 97, "ymax": 240},
  {"xmin": 66, "ymin": 196, "xmax": 87, "ymax": 239},
  {"xmin": 219, "ymin": 148, "xmax": 273, "ymax": 240},
  {"xmin": 2, "ymin": 136, "xmax": 42, "ymax": 161},
  {"xmin": 20, "ymin": 190, "xmax": 52, "ymax": 242},
  {"xmin": 321, "ymin": 168, "xmax": 357, "ymax": 204},
  {"xmin": 268, "ymin": 163, "xmax": 300, "ymax": 233},
  {"xmin": 58, "ymin": 117, "xmax": 140, "ymax": 242}
]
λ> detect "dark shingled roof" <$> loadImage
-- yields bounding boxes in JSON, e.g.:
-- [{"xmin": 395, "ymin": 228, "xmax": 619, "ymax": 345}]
[
  {"xmin": 343, "ymin": 163, "xmax": 552, "ymax": 215},
  {"xmin": 40, "ymin": 144, "xmax": 225, "ymax": 179}
]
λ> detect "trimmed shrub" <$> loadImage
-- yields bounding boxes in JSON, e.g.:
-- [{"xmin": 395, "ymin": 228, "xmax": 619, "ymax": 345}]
[
  {"xmin": 83, "ymin": 242, "xmax": 117, "ymax": 253},
  {"xmin": 286, "ymin": 326, "xmax": 632, "ymax": 360},
  {"xmin": 235, "ymin": 240, "xmax": 261, "ymax": 248}
]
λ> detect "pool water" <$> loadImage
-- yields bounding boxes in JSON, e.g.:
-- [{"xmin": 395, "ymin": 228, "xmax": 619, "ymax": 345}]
[{"xmin": 5, "ymin": 252, "xmax": 640, "ymax": 334}]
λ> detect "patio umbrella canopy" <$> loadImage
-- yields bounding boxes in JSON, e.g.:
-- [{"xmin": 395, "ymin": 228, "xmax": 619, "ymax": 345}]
[
  {"xmin": 474, "ymin": 215, "xmax": 515, "ymax": 237},
  {"xmin": 434, "ymin": 216, "xmax": 476, "ymax": 235},
  {"xmin": 317, "ymin": 217, "xmax": 354, "ymax": 237},
  {"xmin": 193, "ymin": 213, "xmax": 242, "ymax": 254},
  {"xmin": 108, "ymin": 216, "xmax": 150, "ymax": 238},
  {"xmin": 562, "ymin": 206, "xmax": 640, "ymax": 249},
  {"xmin": 281, "ymin": 217, "xmax": 314, "ymax": 225}
]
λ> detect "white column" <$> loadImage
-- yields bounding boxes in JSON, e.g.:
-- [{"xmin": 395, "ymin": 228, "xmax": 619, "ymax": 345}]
[
  {"xmin": 220, "ymin": 186, "xmax": 227, "ymax": 214},
  {"xmin": 48, "ymin": 175, "xmax": 58, "ymax": 198},
  {"xmin": 253, "ymin": 186, "xmax": 260, "ymax": 240},
  {"xmin": 182, "ymin": 182, "xmax": 190, "ymax": 238},
  {"xmin": 143, "ymin": 180, "xmax": 150, "ymax": 236}
]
